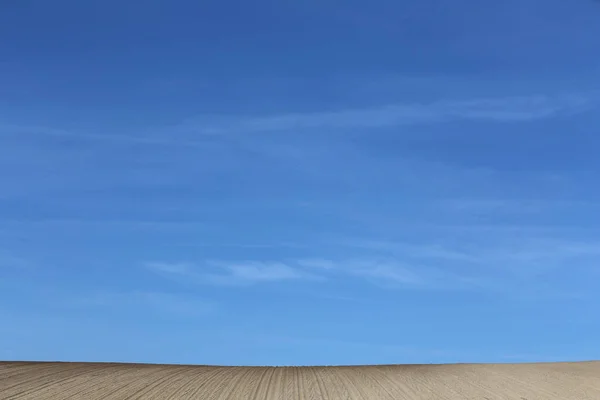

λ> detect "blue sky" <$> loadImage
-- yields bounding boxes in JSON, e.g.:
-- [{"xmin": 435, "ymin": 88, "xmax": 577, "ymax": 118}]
[{"xmin": 1, "ymin": 0, "xmax": 600, "ymax": 366}]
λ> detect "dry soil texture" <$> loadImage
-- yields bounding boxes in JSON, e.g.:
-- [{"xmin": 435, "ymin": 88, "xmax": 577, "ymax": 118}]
[{"xmin": 1, "ymin": 361, "xmax": 600, "ymax": 399}]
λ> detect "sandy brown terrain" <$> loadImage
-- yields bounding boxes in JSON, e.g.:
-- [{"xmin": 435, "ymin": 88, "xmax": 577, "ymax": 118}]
[{"xmin": 1, "ymin": 361, "xmax": 600, "ymax": 399}]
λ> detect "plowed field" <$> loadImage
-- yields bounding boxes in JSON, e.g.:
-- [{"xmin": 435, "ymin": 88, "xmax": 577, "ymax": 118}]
[{"xmin": 2, "ymin": 361, "xmax": 600, "ymax": 399}]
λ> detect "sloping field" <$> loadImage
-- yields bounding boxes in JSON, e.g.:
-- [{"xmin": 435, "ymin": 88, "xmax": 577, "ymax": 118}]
[{"xmin": 1, "ymin": 361, "xmax": 600, "ymax": 399}]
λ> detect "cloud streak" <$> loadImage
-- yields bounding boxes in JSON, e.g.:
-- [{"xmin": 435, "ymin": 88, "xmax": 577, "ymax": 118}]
[
  {"xmin": 0, "ymin": 123, "xmax": 217, "ymax": 147},
  {"xmin": 146, "ymin": 258, "xmax": 446, "ymax": 290},
  {"xmin": 3, "ymin": 92, "xmax": 595, "ymax": 147},
  {"xmin": 329, "ymin": 235, "xmax": 600, "ymax": 298},
  {"xmin": 145, "ymin": 260, "xmax": 320, "ymax": 286},
  {"xmin": 144, "ymin": 233, "xmax": 600, "ymax": 299},
  {"xmin": 197, "ymin": 92, "xmax": 594, "ymax": 134},
  {"xmin": 339, "ymin": 236, "xmax": 600, "ymax": 269}
]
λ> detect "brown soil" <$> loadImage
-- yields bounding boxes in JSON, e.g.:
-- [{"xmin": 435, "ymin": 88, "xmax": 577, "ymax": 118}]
[{"xmin": 1, "ymin": 361, "xmax": 599, "ymax": 399}]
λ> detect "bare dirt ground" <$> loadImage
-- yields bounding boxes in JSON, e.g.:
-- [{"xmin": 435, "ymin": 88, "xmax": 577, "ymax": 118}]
[{"xmin": 1, "ymin": 361, "xmax": 600, "ymax": 399}]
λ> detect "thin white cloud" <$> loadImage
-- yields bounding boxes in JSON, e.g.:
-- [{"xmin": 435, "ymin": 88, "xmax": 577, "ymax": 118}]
[
  {"xmin": 474, "ymin": 238, "xmax": 600, "ymax": 279},
  {"xmin": 196, "ymin": 93, "xmax": 594, "ymax": 134},
  {"xmin": 295, "ymin": 258, "xmax": 337, "ymax": 270},
  {"xmin": 440, "ymin": 198, "xmax": 600, "ymax": 214},
  {"xmin": 175, "ymin": 241, "xmax": 307, "ymax": 249},
  {"xmin": 144, "ymin": 234, "xmax": 600, "ymax": 296},
  {"xmin": 0, "ymin": 219, "xmax": 213, "ymax": 232},
  {"xmin": 218, "ymin": 261, "xmax": 305, "ymax": 281},
  {"xmin": 331, "ymin": 236, "xmax": 600, "ymax": 296},
  {"xmin": 296, "ymin": 258, "xmax": 439, "ymax": 288},
  {"xmin": 336, "ymin": 240, "xmax": 480, "ymax": 263},
  {"xmin": 351, "ymin": 262, "xmax": 424, "ymax": 285},
  {"xmin": 0, "ymin": 123, "xmax": 216, "ymax": 146},
  {"xmin": 145, "ymin": 262, "xmax": 193, "ymax": 275},
  {"xmin": 145, "ymin": 257, "xmax": 485, "ymax": 291},
  {"xmin": 337, "ymin": 236, "xmax": 600, "ymax": 265},
  {"xmin": 144, "ymin": 260, "xmax": 319, "ymax": 286},
  {"xmin": 4, "ymin": 92, "xmax": 593, "ymax": 147}
]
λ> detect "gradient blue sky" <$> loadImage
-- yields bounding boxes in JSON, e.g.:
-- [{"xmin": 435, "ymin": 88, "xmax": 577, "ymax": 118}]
[{"xmin": 2, "ymin": 0, "xmax": 600, "ymax": 366}]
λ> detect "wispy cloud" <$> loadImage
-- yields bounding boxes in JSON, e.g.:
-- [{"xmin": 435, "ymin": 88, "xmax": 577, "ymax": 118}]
[
  {"xmin": 297, "ymin": 258, "xmax": 465, "ymax": 290},
  {"xmin": 175, "ymin": 241, "xmax": 307, "ymax": 249},
  {"xmin": 147, "ymin": 258, "xmax": 450, "ymax": 290},
  {"xmin": 145, "ymin": 262, "xmax": 192, "ymax": 276},
  {"xmin": 0, "ymin": 123, "xmax": 216, "ymax": 146},
  {"xmin": 145, "ymin": 260, "xmax": 320, "ymax": 286},
  {"xmin": 330, "ymin": 236, "xmax": 600, "ymax": 297},
  {"xmin": 193, "ymin": 92, "xmax": 594, "ymax": 134},
  {"xmin": 4, "ymin": 92, "xmax": 594, "ymax": 147},
  {"xmin": 337, "ymin": 236, "xmax": 600, "ymax": 266},
  {"xmin": 0, "ymin": 218, "xmax": 211, "ymax": 229},
  {"xmin": 295, "ymin": 259, "xmax": 337, "ymax": 270},
  {"xmin": 334, "ymin": 240, "xmax": 480, "ymax": 263},
  {"xmin": 439, "ymin": 198, "xmax": 600, "ymax": 215},
  {"xmin": 208, "ymin": 261, "xmax": 313, "ymax": 284},
  {"xmin": 345, "ymin": 263, "xmax": 427, "ymax": 289},
  {"xmin": 144, "ymin": 235, "xmax": 600, "ymax": 297}
]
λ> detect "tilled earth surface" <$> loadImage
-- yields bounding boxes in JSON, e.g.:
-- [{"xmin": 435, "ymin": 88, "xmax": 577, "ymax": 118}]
[{"xmin": 2, "ymin": 361, "xmax": 600, "ymax": 399}]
